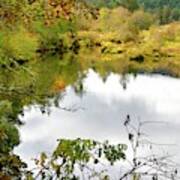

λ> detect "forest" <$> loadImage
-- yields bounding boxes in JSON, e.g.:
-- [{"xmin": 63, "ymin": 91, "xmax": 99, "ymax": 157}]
[
  {"xmin": 0, "ymin": 0, "xmax": 180, "ymax": 179},
  {"xmin": 85, "ymin": 0, "xmax": 180, "ymax": 23}
]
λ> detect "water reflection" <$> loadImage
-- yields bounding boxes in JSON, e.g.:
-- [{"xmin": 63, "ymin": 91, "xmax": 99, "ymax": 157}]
[{"xmin": 15, "ymin": 70, "xmax": 180, "ymax": 170}]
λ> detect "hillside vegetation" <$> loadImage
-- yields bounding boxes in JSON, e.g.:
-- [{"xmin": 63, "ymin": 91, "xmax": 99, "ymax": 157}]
[{"xmin": 85, "ymin": 0, "xmax": 180, "ymax": 23}]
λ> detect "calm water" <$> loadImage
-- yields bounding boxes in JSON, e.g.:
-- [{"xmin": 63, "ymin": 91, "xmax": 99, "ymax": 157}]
[{"xmin": 15, "ymin": 69, "xmax": 180, "ymax": 176}]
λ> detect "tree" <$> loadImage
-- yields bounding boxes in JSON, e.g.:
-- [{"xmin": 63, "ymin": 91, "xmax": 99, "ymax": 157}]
[
  {"xmin": 32, "ymin": 139, "xmax": 127, "ymax": 179},
  {"xmin": 129, "ymin": 10, "xmax": 155, "ymax": 30},
  {"xmin": 120, "ymin": 0, "xmax": 139, "ymax": 11}
]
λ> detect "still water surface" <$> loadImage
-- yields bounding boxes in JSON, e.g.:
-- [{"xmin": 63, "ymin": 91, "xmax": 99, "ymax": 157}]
[{"xmin": 15, "ymin": 70, "xmax": 180, "ymax": 172}]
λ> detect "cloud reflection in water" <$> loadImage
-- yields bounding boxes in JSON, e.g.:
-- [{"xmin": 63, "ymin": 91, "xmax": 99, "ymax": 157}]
[{"xmin": 15, "ymin": 70, "xmax": 180, "ymax": 170}]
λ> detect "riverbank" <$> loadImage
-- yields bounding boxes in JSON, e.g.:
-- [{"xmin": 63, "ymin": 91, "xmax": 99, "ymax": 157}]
[{"xmin": 77, "ymin": 22, "xmax": 180, "ymax": 77}]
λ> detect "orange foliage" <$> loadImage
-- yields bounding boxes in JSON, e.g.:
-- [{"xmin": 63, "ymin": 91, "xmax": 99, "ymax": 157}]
[
  {"xmin": 48, "ymin": 0, "xmax": 75, "ymax": 20},
  {"xmin": 52, "ymin": 78, "xmax": 66, "ymax": 92}
]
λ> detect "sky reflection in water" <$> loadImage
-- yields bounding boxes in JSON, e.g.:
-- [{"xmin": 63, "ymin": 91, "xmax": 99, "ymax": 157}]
[{"xmin": 15, "ymin": 70, "xmax": 180, "ymax": 169}]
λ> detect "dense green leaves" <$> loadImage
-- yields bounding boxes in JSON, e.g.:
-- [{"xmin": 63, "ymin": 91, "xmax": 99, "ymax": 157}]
[
  {"xmin": 138, "ymin": 0, "xmax": 180, "ymax": 10},
  {"xmin": 138, "ymin": 0, "xmax": 180, "ymax": 23},
  {"xmin": 86, "ymin": 0, "xmax": 180, "ymax": 23},
  {"xmin": 0, "ymin": 121, "xmax": 19, "ymax": 153},
  {"xmin": 85, "ymin": 0, "xmax": 139, "ymax": 10},
  {"xmin": 0, "ymin": 100, "xmax": 27, "ymax": 178}
]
